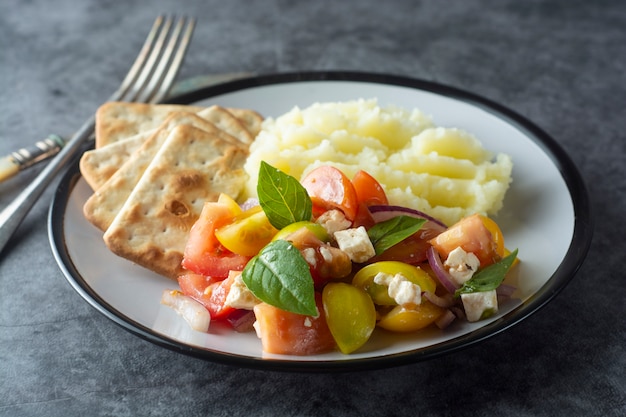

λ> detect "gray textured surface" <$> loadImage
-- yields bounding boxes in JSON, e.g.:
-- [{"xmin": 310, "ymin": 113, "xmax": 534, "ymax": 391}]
[{"xmin": 1, "ymin": 0, "xmax": 624, "ymax": 416}]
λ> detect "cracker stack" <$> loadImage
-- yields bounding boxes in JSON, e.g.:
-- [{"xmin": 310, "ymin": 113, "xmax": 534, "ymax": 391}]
[{"xmin": 80, "ymin": 102, "xmax": 263, "ymax": 280}]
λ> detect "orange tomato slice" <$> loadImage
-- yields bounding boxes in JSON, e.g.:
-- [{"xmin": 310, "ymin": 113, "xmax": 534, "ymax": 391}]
[
  {"xmin": 351, "ymin": 170, "xmax": 388, "ymax": 206},
  {"xmin": 301, "ymin": 166, "xmax": 359, "ymax": 221}
]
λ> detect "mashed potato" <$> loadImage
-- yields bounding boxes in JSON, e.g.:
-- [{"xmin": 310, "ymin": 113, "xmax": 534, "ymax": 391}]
[{"xmin": 243, "ymin": 99, "xmax": 512, "ymax": 226}]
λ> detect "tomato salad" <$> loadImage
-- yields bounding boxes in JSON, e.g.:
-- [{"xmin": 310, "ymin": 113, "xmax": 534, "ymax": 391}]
[{"xmin": 163, "ymin": 162, "xmax": 518, "ymax": 355}]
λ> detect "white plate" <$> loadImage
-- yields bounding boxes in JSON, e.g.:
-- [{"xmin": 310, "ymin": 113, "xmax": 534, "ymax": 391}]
[{"xmin": 49, "ymin": 72, "xmax": 592, "ymax": 372}]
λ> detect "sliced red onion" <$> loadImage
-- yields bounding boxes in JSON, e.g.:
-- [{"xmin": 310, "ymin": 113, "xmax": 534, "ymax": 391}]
[
  {"xmin": 435, "ymin": 309, "xmax": 456, "ymax": 329},
  {"xmin": 496, "ymin": 284, "xmax": 517, "ymax": 304},
  {"xmin": 426, "ymin": 246, "xmax": 459, "ymax": 294},
  {"xmin": 368, "ymin": 205, "xmax": 447, "ymax": 229},
  {"xmin": 450, "ymin": 306, "xmax": 466, "ymax": 320},
  {"xmin": 226, "ymin": 309, "xmax": 256, "ymax": 333},
  {"xmin": 239, "ymin": 198, "xmax": 259, "ymax": 211},
  {"xmin": 161, "ymin": 290, "xmax": 211, "ymax": 332},
  {"xmin": 423, "ymin": 291, "xmax": 454, "ymax": 308},
  {"xmin": 496, "ymin": 283, "xmax": 517, "ymax": 298}
]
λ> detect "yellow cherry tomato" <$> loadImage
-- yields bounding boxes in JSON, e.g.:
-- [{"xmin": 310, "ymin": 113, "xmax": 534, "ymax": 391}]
[
  {"xmin": 215, "ymin": 206, "xmax": 278, "ymax": 256},
  {"xmin": 352, "ymin": 261, "xmax": 437, "ymax": 306},
  {"xmin": 479, "ymin": 215, "xmax": 505, "ymax": 258},
  {"xmin": 480, "ymin": 215, "xmax": 519, "ymax": 266},
  {"xmin": 377, "ymin": 301, "xmax": 445, "ymax": 332},
  {"xmin": 322, "ymin": 283, "xmax": 377, "ymax": 354},
  {"xmin": 217, "ymin": 193, "xmax": 243, "ymax": 216},
  {"xmin": 272, "ymin": 220, "xmax": 330, "ymax": 242}
]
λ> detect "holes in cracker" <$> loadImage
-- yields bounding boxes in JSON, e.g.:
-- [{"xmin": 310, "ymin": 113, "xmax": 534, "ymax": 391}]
[{"xmin": 166, "ymin": 200, "xmax": 189, "ymax": 217}]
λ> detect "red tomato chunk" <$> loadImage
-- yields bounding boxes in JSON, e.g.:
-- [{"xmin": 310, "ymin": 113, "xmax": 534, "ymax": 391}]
[{"xmin": 253, "ymin": 293, "xmax": 336, "ymax": 355}]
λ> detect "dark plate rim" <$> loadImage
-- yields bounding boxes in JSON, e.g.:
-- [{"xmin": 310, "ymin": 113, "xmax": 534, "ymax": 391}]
[{"xmin": 48, "ymin": 70, "xmax": 593, "ymax": 373}]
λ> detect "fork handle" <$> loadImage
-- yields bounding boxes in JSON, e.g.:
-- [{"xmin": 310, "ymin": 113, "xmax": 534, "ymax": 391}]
[{"xmin": 0, "ymin": 116, "xmax": 95, "ymax": 254}]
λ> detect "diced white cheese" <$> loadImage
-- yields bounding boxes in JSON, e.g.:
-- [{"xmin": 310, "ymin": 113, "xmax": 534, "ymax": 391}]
[
  {"xmin": 461, "ymin": 290, "xmax": 498, "ymax": 322},
  {"xmin": 224, "ymin": 271, "xmax": 260, "ymax": 310},
  {"xmin": 317, "ymin": 246, "xmax": 331, "ymax": 262},
  {"xmin": 316, "ymin": 209, "xmax": 352, "ymax": 235},
  {"xmin": 302, "ymin": 247, "xmax": 318, "ymax": 267},
  {"xmin": 333, "ymin": 226, "xmax": 376, "ymax": 263},
  {"xmin": 444, "ymin": 246, "xmax": 480, "ymax": 285},
  {"xmin": 373, "ymin": 272, "xmax": 422, "ymax": 308},
  {"xmin": 160, "ymin": 289, "xmax": 211, "ymax": 332}
]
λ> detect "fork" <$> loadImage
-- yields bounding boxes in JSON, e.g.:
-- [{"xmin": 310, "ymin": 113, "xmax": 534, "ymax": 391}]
[{"xmin": 0, "ymin": 15, "xmax": 195, "ymax": 255}]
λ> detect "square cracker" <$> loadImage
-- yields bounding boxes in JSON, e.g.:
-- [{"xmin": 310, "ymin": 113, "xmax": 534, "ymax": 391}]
[
  {"xmin": 83, "ymin": 106, "xmax": 260, "ymax": 190},
  {"xmin": 95, "ymin": 102, "xmax": 204, "ymax": 148},
  {"xmin": 80, "ymin": 129, "xmax": 156, "ymax": 191},
  {"xmin": 196, "ymin": 105, "xmax": 256, "ymax": 145},
  {"xmin": 83, "ymin": 111, "xmax": 247, "ymax": 231},
  {"xmin": 103, "ymin": 125, "xmax": 248, "ymax": 280},
  {"xmin": 225, "ymin": 107, "xmax": 264, "ymax": 139}
]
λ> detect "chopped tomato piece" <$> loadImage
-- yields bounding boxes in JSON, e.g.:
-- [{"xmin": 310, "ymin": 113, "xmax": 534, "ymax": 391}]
[
  {"xmin": 301, "ymin": 166, "xmax": 359, "ymax": 221},
  {"xmin": 367, "ymin": 221, "xmax": 443, "ymax": 265},
  {"xmin": 177, "ymin": 272, "xmax": 236, "ymax": 320},
  {"xmin": 352, "ymin": 170, "xmax": 388, "ymax": 206},
  {"xmin": 203, "ymin": 273, "xmax": 237, "ymax": 320},
  {"xmin": 182, "ymin": 250, "xmax": 250, "ymax": 279},
  {"xmin": 185, "ymin": 201, "xmax": 236, "ymax": 253},
  {"xmin": 253, "ymin": 293, "xmax": 336, "ymax": 355},
  {"xmin": 177, "ymin": 272, "xmax": 219, "ymax": 302},
  {"xmin": 368, "ymin": 232, "xmax": 431, "ymax": 265},
  {"xmin": 429, "ymin": 213, "xmax": 499, "ymax": 267},
  {"xmin": 182, "ymin": 200, "xmax": 250, "ymax": 278},
  {"xmin": 282, "ymin": 227, "xmax": 352, "ymax": 287},
  {"xmin": 352, "ymin": 203, "xmax": 376, "ymax": 229},
  {"xmin": 350, "ymin": 171, "xmax": 389, "ymax": 228}
]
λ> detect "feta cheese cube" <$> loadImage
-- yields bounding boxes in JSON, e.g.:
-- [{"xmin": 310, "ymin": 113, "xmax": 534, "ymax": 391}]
[
  {"xmin": 302, "ymin": 247, "xmax": 318, "ymax": 267},
  {"xmin": 373, "ymin": 272, "xmax": 422, "ymax": 308},
  {"xmin": 333, "ymin": 226, "xmax": 376, "ymax": 263},
  {"xmin": 224, "ymin": 271, "xmax": 260, "ymax": 310},
  {"xmin": 461, "ymin": 290, "xmax": 498, "ymax": 322},
  {"xmin": 317, "ymin": 209, "xmax": 352, "ymax": 234},
  {"xmin": 445, "ymin": 246, "xmax": 480, "ymax": 285}
]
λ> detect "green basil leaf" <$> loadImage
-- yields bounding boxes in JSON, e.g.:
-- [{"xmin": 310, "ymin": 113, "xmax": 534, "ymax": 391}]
[
  {"xmin": 257, "ymin": 161, "xmax": 312, "ymax": 230},
  {"xmin": 367, "ymin": 215, "xmax": 427, "ymax": 255},
  {"xmin": 455, "ymin": 249, "xmax": 519, "ymax": 297},
  {"xmin": 241, "ymin": 239, "xmax": 318, "ymax": 316}
]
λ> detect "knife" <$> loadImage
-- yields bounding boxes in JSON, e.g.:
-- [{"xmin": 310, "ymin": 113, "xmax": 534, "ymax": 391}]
[{"xmin": 0, "ymin": 134, "xmax": 65, "ymax": 183}]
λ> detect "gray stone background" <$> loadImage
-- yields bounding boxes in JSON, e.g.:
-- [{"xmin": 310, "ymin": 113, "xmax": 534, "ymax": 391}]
[{"xmin": 1, "ymin": 0, "xmax": 624, "ymax": 416}]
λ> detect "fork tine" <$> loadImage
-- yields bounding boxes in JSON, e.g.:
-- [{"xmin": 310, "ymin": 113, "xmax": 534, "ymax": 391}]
[
  {"xmin": 138, "ymin": 16, "xmax": 195, "ymax": 103},
  {"xmin": 122, "ymin": 15, "xmax": 174, "ymax": 102},
  {"xmin": 134, "ymin": 17, "xmax": 183, "ymax": 103},
  {"xmin": 149, "ymin": 17, "xmax": 196, "ymax": 103},
  {"xmin": 111, "ymin": 15, "xmax": 167, "ymax": 102},
  {"xmin": 115, "ymin": 15, "xmax": 195, "ymax": 104}
]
